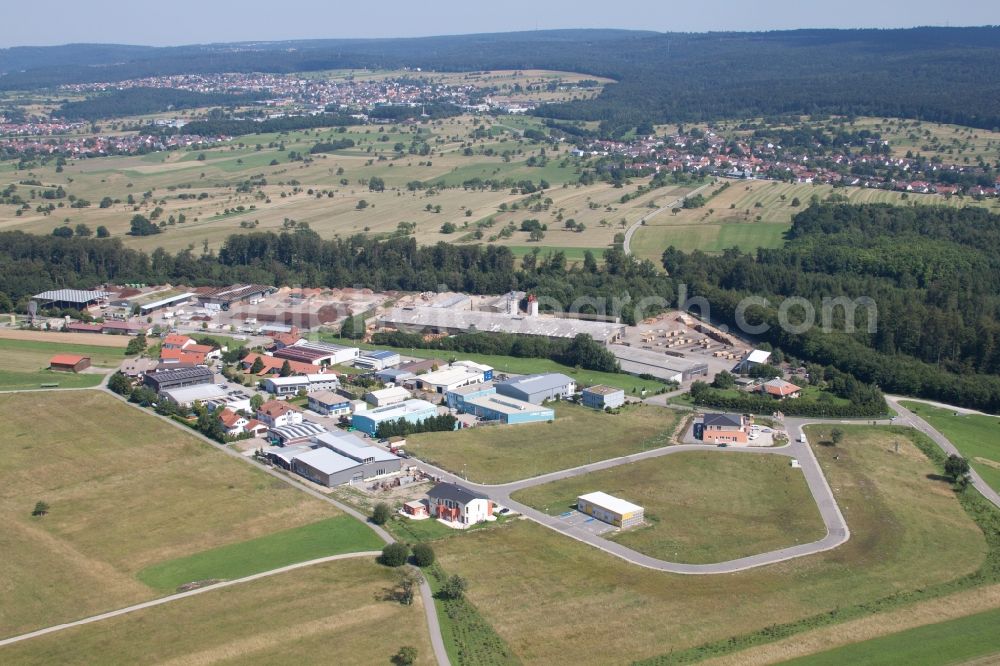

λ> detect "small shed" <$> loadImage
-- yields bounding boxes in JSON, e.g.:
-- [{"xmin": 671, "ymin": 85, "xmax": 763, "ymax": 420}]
[
  {"xmin": 49, "ymin": 354, "xmax": 91, "ymax": 373},
  {"xmin": 403, "ymin": 500, "xmax": 429, "ymax": 517}
]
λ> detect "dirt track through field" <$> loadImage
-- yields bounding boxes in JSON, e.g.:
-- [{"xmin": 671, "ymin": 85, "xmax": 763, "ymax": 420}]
[{"xmin": 0, "ymin": 329, "xmax": 131, "ymax": 347}]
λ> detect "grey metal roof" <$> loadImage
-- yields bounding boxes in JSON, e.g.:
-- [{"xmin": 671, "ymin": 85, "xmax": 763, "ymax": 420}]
[
  {"xmin": 292, "ymin": 447, "xmax": 359, "ymax": 475},
  {"xmin": 362, "ymin": 350, "xmax": 399, "ymax": 360},
  {"xmin": 314, "ymin": 431, "xmax": 399, "ymax": 463},
  {"xmin": 33, "ymin": 289, "xmax": 110, "ymax": 303},
  {"xmin": 702, "ymin": 413, "xmax": 744, "ymax": 428},
  {"xmin": 148, "ymin": 366, "xmax": 214, "ymax": 382},
  {"xmin": 427, "ymin": 482, "xmax": 489, "ymax": 504},
  {"xmin": 496, "ymin": 373, "xmax": 573, "ymax": 394},
  {"xmin": 380, "ymin": 307, "xmax": 625, "ymax": 341},
  {"xmin": 271, "ymin": 421, "xmax": 328, "ymax": 441}
]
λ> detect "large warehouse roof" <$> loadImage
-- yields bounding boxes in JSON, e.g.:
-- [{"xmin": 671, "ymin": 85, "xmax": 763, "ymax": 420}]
[
  {"xmin": 293, "ymin": 447, "xmax": 359, "ymax": 475},
  {"xmin": 496, "ymin": 373, "xmax": 573, "ymax": 394},
  {"xmin": 380, "ymin": 306, "xmax": 625, "ymax": 342},
  {"xmin": 33, "ymin": 289, "xmax": 110, "ymax": 304}
]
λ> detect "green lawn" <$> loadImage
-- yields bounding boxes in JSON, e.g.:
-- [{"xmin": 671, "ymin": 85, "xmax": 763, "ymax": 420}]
[
  {"xmin": 0, "ymin": 337, "xmax": 128, "ymax": 367},
  {"xmin": 137, "ymin": 516, "xmax": 383, "ymax": 592},
  {"xmin": 430, "ymin": 426, "xmax": 990, "ymax": 665},
  {"xmin": 900, "ymin": 401, "xmax": 1000, "ymax": 494},
  {"xmin": 0, "ymin": 369, "xmax": 104, "ymax": 390},
  {"xmin": 408, "ymin": 403, "xmax": 682, "ymax": 484},
  {"xmin": 317, "ymin": 335, "xmax": 668, "ymax": 395},
  {"xmin": 512, "ymin": 452, "xmax": 825, "ymax": 564},
  {"xmin": 0, "ymin": 338, "xmax": 128, "ymax": 390},
  {"xmin": 779, "ymin": 606, "xmax": 1000, "ymax": 666}
]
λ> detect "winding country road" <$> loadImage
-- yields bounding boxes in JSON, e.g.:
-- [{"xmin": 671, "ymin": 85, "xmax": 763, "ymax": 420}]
[{"xmin": 622, "ymin": 181, "xmax": 714, "ymax": 256}]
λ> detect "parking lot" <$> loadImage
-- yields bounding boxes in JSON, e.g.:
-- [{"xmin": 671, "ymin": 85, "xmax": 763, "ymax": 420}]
[{"xmin": 555, "ymin": 509, "xmax": 618, "ymax": 536}]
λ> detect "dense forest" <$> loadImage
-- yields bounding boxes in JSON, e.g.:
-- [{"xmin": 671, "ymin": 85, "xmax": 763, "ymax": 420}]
[
  {"xmin": 664, "ymin": 203, "xmax": 1000, "ymax": 412},
  {"xmin": 5, "ymin": 200, "xmax": 1000, "ymax": 409},
  {"xmin": 0, "ymin": 228, "xmax": 672, "ymax": 327},
  {"xmin": 4, "ymin": 28, "xmax": 1000, "ymax": 130},
  {"xmin": 53, "ymin": 88, "xmax": 269, "ymax": 121}
]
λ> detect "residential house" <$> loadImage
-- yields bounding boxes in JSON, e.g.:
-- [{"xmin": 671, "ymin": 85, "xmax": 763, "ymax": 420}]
[
  {"xmin": 697, "ymin": 413, "xmax": 749, "ymax": 445},
  {"xmin": 257, "ymin": 400, "xmax": 304, "ymax": 428},
  {"xmin": 759, "ymin": 378, "xmax": 802, "ymax": 399},
  {"xmin": 427, "ymin": 482, "xmax": 493, "ymax": 526}
]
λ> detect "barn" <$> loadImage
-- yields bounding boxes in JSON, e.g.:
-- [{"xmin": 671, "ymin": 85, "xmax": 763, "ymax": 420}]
[{"xmin": 49, "ymin": 354, "xmax": 91, "ymax": 372}]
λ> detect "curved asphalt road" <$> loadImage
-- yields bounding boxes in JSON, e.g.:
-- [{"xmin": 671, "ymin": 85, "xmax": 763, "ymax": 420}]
[
  {"xmin": 411, "ymin": 418, "xmax": 851, "ymax": 574},
  {"xmin": 622, "ymin": 181, "xmax": 714, "ymax": 256},
  {"xmin": 887, "ymin": 395, "xmax": 1000, "ymax": 509}
]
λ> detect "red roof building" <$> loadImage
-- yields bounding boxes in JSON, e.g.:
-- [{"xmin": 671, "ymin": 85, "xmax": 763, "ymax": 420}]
[{"xmin": 49, "ymin": 354, "xmax": 91, "ymax": 372}]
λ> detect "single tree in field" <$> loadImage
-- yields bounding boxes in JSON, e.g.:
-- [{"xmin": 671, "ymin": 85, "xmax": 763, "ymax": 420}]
[
  {"xmin": 392, "ymin": 646, "xmax": 418, "ymax": 666},
  {"xmin": 945, "ymin": 454, "xmax": 971, "ymax": 484},
  {"xmin": 439, "ymin": 574, "xmax": 468, "ymax": 600},
  {"xmin": 32, "ymin": 501, "xmax": 49, "ymax": 517},
  {"xmin": 396, "ymin": 567, "xmax": 422, "ymax": 605},
  {"xmin": 372, "ymin": 502, "xmax": 392, "ymax": 525},
  {"xmin": 830, "ymin": 428, "xmax": 844, "ymax": 446}
]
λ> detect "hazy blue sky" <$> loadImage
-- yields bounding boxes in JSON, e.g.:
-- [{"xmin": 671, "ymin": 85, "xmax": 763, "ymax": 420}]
[{"xmin": 3, "ymin": 0, "xmax": 998, "ymax": 47}]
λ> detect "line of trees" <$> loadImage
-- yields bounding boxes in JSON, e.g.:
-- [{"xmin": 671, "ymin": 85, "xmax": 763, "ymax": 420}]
[{"xmin": 374, "ymin": 414, "xmax": 457, "ymax": 439}]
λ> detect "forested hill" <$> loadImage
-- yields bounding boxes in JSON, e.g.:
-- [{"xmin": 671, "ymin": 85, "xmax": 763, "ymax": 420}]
[
  {"xmin": 3, "ymin": 27, "xmax": 1000, "ymax": 130},
  {"xmin": 664, "ymin": 203, "xmax": 1000, "ymax": 412}
]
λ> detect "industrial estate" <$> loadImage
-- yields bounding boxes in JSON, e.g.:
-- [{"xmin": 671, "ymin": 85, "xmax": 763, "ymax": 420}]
[{"xmin": 3, "ymin": 19, "xmax": 1000, "ymax": 666}]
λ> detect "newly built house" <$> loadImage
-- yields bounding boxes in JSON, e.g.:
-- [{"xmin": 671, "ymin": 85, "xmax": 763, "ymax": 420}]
[
  {"xmin": 427, "ymin": 482, "xmax": 493, "ymax": 526},
  {"xmin": 697, "ymin": 413, "xmax": 750, "ymax": 445}
]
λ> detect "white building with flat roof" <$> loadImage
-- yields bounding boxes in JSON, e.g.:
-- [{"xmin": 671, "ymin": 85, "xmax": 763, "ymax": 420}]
[
  {"xmin": 577, "ymin": 491, "xmax": 644, "ymax": 528},
  {"xmin": 411, "ymin": 366, "xmax": 484, "ymax": 394}
]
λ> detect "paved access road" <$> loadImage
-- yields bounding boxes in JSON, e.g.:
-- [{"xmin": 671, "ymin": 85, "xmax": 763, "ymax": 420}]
[
  {"xmin": 622, "ymin": 181, "xmax": 715, "ymax": 256},
  {"xmin": 411, "ymin": 419, "xmax": 851, "ymax": 574},
  {"xmin": 886, "ymin": 395, "xmax": 1000, "ymax": 510}
]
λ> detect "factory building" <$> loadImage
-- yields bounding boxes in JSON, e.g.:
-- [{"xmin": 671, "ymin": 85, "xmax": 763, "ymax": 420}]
[
  {"xmin": 350, "ymin": 399, "xmax": 439, "ymax": 436},
  {"xmin": 577, "ymin": 492, "xmax": 644, "ymax": 528},
  {"xmin": 494, "ymin": 373, "xmax": 575, "ymax": 404}
]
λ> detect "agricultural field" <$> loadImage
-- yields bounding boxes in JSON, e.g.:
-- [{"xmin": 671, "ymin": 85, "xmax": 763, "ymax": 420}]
[
  {"xmin": 780, "ymin": 605, "xmax": 1000, "ymax": 666},
  {"xmin": 630, "ymin": 179, "xmax": 1000, "ymax": 263},
  {"xmin": 0, "ymin": 391, "xmax": 362, "ymax": 637},
  {"xmin": 0, "ymin": 337, "xmax": 128, "ymax": 390},
  {"xmin": 431, "ymin": 426, "xmax": 990, "ymax": 664},
  {"xmin": 408, "ymin": 403, "xmax": 682, "ymax": 484},
  {"xmin": 0, "ymin": 111, "xmax": 680, "ymax": 258},
  {"xmin": 0, "ymin": 558, "xmax": 437, "ymax": 666},
  {"xmin": 512, "ymin": 452, "xmax": 825, "ymax": 564},
  {"xmin": 900, "ymin": 401, "xmax": 1000, "ymax": 494}
]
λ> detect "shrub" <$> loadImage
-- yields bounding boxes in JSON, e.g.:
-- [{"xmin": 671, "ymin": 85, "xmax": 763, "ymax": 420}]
[
  {"xmin": 379, "ymin": 542, "xmax": 409, "ymax": 567},
  {"xmin": 372, "ymin": 502, "xmax": 392, "ymax": 525},
  {"xmin": 412, "ymin": 543, "xmax": 436, "ymax": 567}
]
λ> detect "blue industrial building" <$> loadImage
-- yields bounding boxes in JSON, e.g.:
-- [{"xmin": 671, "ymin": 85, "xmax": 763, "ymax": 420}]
[
  {"xmin": 494, "ymin": 373, "xmax": 576, "ymax": 404},
  {"xmin": 350, "ymin": 398, "xmax": 439, "ymax": 436},
  {"xmin": 447, "ymin": 384, "xmax": 554, "ymax": 425}
]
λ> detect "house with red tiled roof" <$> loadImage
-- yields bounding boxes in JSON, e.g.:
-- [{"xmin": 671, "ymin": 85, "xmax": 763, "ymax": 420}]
[
  {"xmin": 218, "ymin": 408, "xmax": 249, "ymax": 436},
  {"xmin": 759, "ymin": 378, "xmax": 802, "ymax": 399},
  {"xmin": 256, "ymin": 400, "xmax": 303, "ymax": 428},
  {"xmin": 245, "ymin": 419, "xmax": 269, "ymax": 438},
  {"xmin": 162, "ymin": 333, "xmax": 194, "ymax": 350},
  {"xmin": 160, "ymin": 347, "xmax": 207, "ymax": 365}
]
